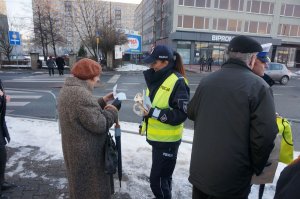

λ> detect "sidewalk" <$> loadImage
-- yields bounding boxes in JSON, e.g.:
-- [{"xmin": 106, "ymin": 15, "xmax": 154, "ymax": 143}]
[{"xmin": 185, "ymin": 64, "xmax": 220, "ymax": 74}]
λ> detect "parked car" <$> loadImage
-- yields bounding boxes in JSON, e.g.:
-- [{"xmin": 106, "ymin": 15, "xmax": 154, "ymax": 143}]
[{"xmin": 264, "ymin": 62, "xmax": 292, "ymax": 85}]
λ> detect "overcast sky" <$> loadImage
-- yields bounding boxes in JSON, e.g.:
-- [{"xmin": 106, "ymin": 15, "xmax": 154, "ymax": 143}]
[{"xmin": 5, "ymin": 0, "xmax": 142, "ymax": 36}]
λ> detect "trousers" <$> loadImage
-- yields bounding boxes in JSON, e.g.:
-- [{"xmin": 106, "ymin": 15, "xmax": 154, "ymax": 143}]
[{"xmin": 150, "ymin": 144, "xmax": 179, "ymax": 199}]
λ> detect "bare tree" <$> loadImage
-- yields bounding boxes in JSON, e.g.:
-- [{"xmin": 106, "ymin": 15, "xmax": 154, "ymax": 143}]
[
  {"xmin": 70, "ymin": 0, "xmax": 127, "ymax": 67},
  {"xmin": 32, "ymin": 0, "xmax": 65, "ymax": 60},
  {"xmin": 0, "ymin": 31, "xmax": 14, "ymax": 62}
]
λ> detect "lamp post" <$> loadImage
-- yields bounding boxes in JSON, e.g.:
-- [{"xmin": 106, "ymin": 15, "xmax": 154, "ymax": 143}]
[{"xmin": 96, "ymin": 30, "xmax": 100, "ymax": 61}]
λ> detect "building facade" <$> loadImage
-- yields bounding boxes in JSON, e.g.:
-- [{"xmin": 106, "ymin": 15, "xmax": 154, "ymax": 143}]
[
  {"xmin": 135, "ymin": 0, "xmax": 300, "ymax": 67},
  {"xmin": 0, "ymin": 0, "xmax": 9, "ymax": 35}
]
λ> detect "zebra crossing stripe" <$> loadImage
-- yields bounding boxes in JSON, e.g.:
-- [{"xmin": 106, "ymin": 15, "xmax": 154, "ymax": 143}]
[
  {"xmin": 107, "ymin": 75, "xmax": 121, "ymax": 84},
  {"xmin": 7, "ymin": 102, "xmax": 30, "ymax": 106},
  {"xmin": 5, "ymin": 90, "xmax": 33, "ymax": 94},
  {"xmin": 10, "ymin": 95, "xmax": 42, "ymax": 99}
]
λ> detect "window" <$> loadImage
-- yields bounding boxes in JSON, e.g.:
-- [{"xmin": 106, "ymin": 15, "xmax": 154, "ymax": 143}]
[
  {"xmin": 294, "ymin": 5, "xmax": 300, "ymax": 17},
  {"xmin": 219, "ymin": 0, "xmax": 229, "ymax": 9},
  {"xmin": 205, "ymin": 18, "xmax": 209, "ymax": 29},
  {"xmin": 213, "ymin": 18, "xmax": 217, "ymax": 29},
  {"xmin": 239, "ymin": 0, "xmax": 244, "ymax": 11},
  {"xmin": 218, "ymin": 19, "xmax": 227, "ymax": 30},
  {"xmin": 260, "ymin": 2, "xmax": 269, "ymax": 14},
  {"xmin": 196, "ymin": 0, "xmax": 205, "ymax": 7},
  {"xmin": 184, "ymin": 0, "xmax": 195, "ymax": 6},
  {"xmin": 285, "ymin": 4, "xmax": 294, "ymax": 16},
  {"xmin": 178, "ymin": 15, "xmax": 183, "ymax": 27},
  {"xmin": 290, "ymin": 25, "xmax": 298, "ymax": 37},
  {"xmin": 269, "ymin": 3, "xmax": 274, "ymax": 14},
  {"xmin": 269, "ymin": 63, "xmax": 283, "ymax": 70},
  {"xmin": 246, "ymin": 1, "xmax": 251, "ymax": 12},
  {"xmin": 214, "ymin": 0, "xmax": 219, "ymax": 8},
  {"xmin": 183, "ymin": 15, "xmax": 194, "ymax": 28},
  {"xmin": 194, "ymin": 16, "xmax": 204, "ymax": 29},
  {"xmin": 280, "ymin": 4, "xmax": 285, "ymax": 15},
  {"xmin": 282, "ymin": 24, "xmax": 291, "ymax": 36},
  {"xmin": 278, "ymin": 24, "xmax": 282, "ymax": 35},
  {"xmin": 228, "ymin": 19, "xmax": 237, "ymax": 31},
  {"xmin": 230, "ymin": 0, "xmax": 239, "ymax": 11},
  {"xmin": 179, "ymin": 0, "xmax": 184, "ymax": 5},
  {"xmin": 244, "ymin": 21, "xmax": 249, "ymax": 32},
  {"xmin": 249, "ymin": 21, "xmax": 258, "ymax": 33},
  {"xmin": 251, "ymin": 1, "xmax": 260, "ymax": 13},
  {"xmin": 258, "ymin": 22, "xmax": 267, "ymax": 34}
]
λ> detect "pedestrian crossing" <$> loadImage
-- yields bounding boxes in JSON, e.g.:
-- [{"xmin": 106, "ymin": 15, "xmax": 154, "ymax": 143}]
[{"xmin": 5, "ymin": 90, "xmax": 43, "ymax": 113}]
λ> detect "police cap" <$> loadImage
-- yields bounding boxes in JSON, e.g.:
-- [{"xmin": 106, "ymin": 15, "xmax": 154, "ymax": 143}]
[{"xmin": 228, "ymin": 35, "xmax": 263, "ymax": 53}]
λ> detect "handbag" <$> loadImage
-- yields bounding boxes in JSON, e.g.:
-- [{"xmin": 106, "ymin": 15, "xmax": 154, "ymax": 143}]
[{"xmin": 104, "ymin": 129, "xmax": 118, "ymax": 175}]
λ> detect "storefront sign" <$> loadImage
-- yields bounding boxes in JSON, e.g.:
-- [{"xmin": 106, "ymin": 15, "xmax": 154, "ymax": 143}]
[
  {"xmin": 211, "ymin": 35, "xmax": 234, "ymax": 42},
  {"xmin": 125, "ymin": 34, "xmax": 142, "ymax": 54}
]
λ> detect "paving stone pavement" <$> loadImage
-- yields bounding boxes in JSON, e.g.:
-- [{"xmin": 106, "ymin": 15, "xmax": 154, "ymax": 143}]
[{"xmin": 3, "ymin": 146, "xmax": 132, "ymax": 199}]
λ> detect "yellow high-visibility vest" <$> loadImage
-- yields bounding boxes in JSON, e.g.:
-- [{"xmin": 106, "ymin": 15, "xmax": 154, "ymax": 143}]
[
  {"xmin": 142, "ymin": 73, "xmax": 186, "ymax": 142},
  {"xmin": 277, "ymin": 117, "xmax": 294, "ymax": 164}
]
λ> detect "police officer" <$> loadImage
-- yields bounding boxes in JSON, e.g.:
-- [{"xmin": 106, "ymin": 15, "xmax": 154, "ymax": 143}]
[{"xmin": 141, "ymin": 45, "xmax": 190, "ymax": 199}]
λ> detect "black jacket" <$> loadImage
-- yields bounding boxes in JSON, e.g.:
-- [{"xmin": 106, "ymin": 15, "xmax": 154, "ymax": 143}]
[
  {"xmin": 56, "ymin": 57, "xmax": 66, "ymax": 70},
  {"xmin": 143, "ymin": 62, "xmax": 190, "ymax": 148},
  {"xmin": 187, "ymin": 58, "xmax": 278, "ymax": 198},
  {"xmin": 274, "ymin": 158, "xmax": 300, "ymax": 199},
  {"xmin": 0, "ymin": 80, "xmax": 10, "ymax": 145}
]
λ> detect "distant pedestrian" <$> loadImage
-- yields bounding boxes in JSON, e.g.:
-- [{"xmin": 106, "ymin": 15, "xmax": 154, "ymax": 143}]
[
  {"xmin": 199, "ymin": 56, "xmax": 206, "ymax": 72},
  {"xmin": 56, "ymin": 56, "xmax": 66, "ymax": 75},
  {"xmin": 46, "ymin": 56, "xmax": 56, "ymax": 76},
  {"xmin": 58, "ymin": 58, "xmax": 118, "ymax": 199},
  {"xmin": 187, "ymin": 35, "xmax": 278, "ymax": 199},
  {"xmin": 206, "ymin": 57, "xmax": 213, "ymax": 72},
  {"xmin": 37, "ymin": 59, "xmax": 42, "ymax": 69},
  {"xmin": 0, "ymin": 80, "xmax": 16, "ymax": 198}
]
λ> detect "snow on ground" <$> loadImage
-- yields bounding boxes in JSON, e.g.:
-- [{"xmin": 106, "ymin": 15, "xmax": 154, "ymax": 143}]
[
  {"xmin": 5, "ymin": 116, "xmax": 299, "ymax": 198},
  {"xmin": 115, "ymin": 63, "xmax": 149, "ymax": 71}
]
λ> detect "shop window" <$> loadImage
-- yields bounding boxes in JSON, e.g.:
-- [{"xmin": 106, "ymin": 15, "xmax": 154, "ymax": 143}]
[
  {"xmin": 178, "ymin": 15, "xmax": 183, "ymax": 27},
  {"xmin": 251, "ymin": 1, "xmax": 260, "ymax": 13},
  {"xmin": 290, "ymin": 25, "xmax": 298, "ymax": 37},
  {"xmin": 294, "ymin": 5, "xmax": 300, "ymax": 17},
  {"xmin": 285, "ymin": 4, "xmax": 294, "ymax": 16},
  {"xmin": 249, "ymin": 21, "xmax": 258, "ymax": 33},
  {"xmin": 183, "ymin": 15, "xmax": 194, "ymax": 28},
  {"xmin": 184, "ymin": 0, "xmax": 195, "ymax": 6},
  {"xmin": 177, "ymin": 41, "xmax": 191, "ymax": 64},
  {"xmin": 218, "ymin": 19, "xmax": 227, "ymax": 30}
]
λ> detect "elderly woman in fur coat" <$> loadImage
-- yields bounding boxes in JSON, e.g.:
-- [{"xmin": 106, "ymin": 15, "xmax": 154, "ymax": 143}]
[{"xmin": 58, "ymin": 58, "xmax": 118, "ymax": 199}]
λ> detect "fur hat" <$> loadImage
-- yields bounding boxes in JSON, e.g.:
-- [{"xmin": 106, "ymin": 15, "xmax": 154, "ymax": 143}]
[
  {"xmin": 228, "ymin": 35, "xmax": 262, "ymax": 53},
  {"xmin": 71, "ymin": 58, "xmax": 101, "ymax": 80}
]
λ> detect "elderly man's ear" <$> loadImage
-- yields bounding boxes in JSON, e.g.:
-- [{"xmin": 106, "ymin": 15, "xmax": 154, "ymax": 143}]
[{"xmin": 249, "ymin": 54, "xmax": 257, "ymax": 70}]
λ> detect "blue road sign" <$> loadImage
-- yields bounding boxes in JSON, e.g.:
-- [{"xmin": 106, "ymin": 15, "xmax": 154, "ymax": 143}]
[{"xmin": 8, "ymin": 31, "xmax": 21, "ymax": 45}]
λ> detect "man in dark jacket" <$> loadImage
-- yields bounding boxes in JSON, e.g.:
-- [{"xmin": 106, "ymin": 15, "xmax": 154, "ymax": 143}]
[
  {"xmin": 187, "ymin": 35, "xmax": 278, "ymax": 199},
  {"xmin": 55, "ymin": 56, "xmax": 66, "ymax": 75},
  {"xmin": 0, "ymin": 80, "xmax": 16, "ymax": 198}
]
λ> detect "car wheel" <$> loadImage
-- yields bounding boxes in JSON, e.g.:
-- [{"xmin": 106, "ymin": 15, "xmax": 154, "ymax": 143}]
[{"xmin": 280, "ymin": 76, "xmax": 289, "ymax": 85}]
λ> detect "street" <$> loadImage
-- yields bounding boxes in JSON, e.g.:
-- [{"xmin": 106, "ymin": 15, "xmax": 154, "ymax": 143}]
[{"xmin": 1, "ymin": 69, "xmax": 300, "ymax": 150}]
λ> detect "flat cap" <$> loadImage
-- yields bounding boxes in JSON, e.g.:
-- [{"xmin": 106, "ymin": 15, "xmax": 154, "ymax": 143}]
[{"xmin": 228, "ymin": 35, "xmax": 262, "ymax": 53}]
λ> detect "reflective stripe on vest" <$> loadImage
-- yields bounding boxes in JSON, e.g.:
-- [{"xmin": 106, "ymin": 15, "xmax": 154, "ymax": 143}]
[
  {"xmin": 277, "ymin": 117, "xmax": 294, "ymax": 164},
  {"xmin": 143, "ymin": 73, "xmax": 184, "ymax": 142}
]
